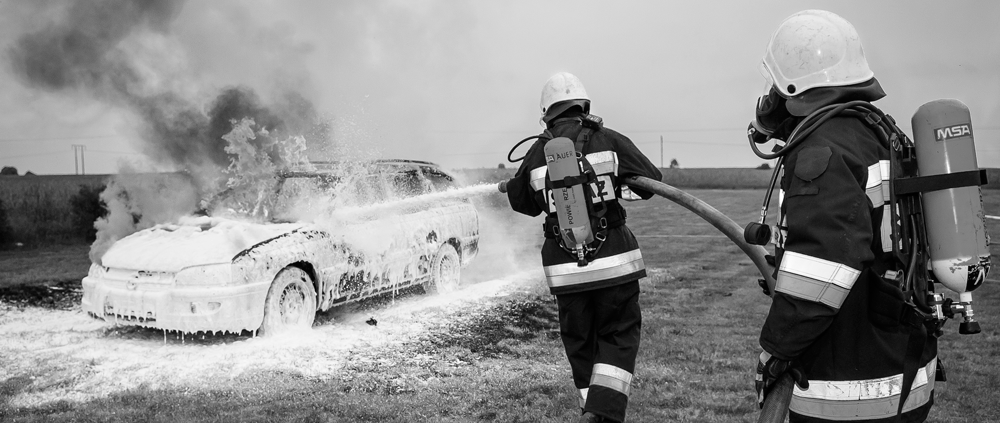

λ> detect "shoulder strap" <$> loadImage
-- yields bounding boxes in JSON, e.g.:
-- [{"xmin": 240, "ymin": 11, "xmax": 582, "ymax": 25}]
[
  {"xmin": 575, "ymin": 127, "xmax": 591, "ymax": 153},
  {"xmin": 547, "ymin": 116, "xmax": 599, "ymax": 153}
]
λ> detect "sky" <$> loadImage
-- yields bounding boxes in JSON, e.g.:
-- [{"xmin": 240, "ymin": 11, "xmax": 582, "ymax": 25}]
[{"xmin": 0, "ymin": 0, "xmax": 997, "ymax": 175}]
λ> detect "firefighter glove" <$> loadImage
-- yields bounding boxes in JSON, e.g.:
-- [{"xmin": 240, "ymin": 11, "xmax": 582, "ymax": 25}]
[{"xmin": 755, "ymin": 350, "xmax": 808, "ymax": 408}]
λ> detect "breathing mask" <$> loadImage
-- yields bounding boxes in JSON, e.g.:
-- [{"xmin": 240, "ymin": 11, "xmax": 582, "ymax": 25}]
[
  {"xmin": 749, "ymin": 63, "xmax": 795, "ymax": 144},
  {"xmin": 752, "ymin": 86, "xmax": 792, "ymax": 136}
]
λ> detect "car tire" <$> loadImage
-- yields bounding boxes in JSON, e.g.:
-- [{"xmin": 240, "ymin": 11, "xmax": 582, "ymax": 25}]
[
  {"xmin": 425, "ymin": 243, "xmax": 461, "ymax": 295},
  {"xmin": 259, "ymin": 266, "xmax": 317, "ymax": 336}
]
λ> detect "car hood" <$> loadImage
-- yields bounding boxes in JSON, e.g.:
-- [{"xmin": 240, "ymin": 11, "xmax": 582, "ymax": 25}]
[{"xmin": 100, "ymin": 216, "xmax": 305, "ymax": 272}]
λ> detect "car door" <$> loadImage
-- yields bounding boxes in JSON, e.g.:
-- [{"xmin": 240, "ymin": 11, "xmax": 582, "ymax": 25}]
[
  {"xmin": 367, "ymin": 165, "xmax": 437, "ymax": 291},
  {"xmin": 325, "ymin": 171, "xmax": 394, "ymax": 301}
]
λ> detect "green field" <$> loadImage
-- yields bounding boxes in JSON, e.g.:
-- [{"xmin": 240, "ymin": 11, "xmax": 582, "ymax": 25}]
[
  {"xmin": 0, "ymin": 185, "xmax": 997, "ymax": 422},
  {"xmin": 0, "ymin": 174, "xmax": 108, "ymax": 246}
]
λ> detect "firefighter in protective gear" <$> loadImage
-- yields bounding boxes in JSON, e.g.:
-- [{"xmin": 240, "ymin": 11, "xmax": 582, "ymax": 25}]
[
  {"xmin": 503, "ymin": 72, "xmax": 662, "ymax": 423},
  {"xmin": 750, "ymin": 10, "xmax": 940, "ymax": 422}
]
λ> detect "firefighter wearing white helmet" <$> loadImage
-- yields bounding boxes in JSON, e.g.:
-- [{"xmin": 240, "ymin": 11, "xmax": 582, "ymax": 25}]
[
  {"xmin": 539, "ymin": 72, "xmax": 590, "ymax": 125},
  {"xmin": 749, "ymin": 10, "xmax": 941, "ymax": 422},
  {"xmin": 502, "ymin": 72, "xmax": 661, "ymax": 423}
]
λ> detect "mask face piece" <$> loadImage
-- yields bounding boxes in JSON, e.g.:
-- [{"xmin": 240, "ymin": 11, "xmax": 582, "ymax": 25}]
[
  {"xmin": 754, "ymin": 86, "xmax": 792, "ymax": 138},
  {"xmin": 757, "ymin": 65, "xmax": 775, "ymax": 111},
  {"xmin": 752, "ymin": 63, "xmax": 792, "ymax": 139}
]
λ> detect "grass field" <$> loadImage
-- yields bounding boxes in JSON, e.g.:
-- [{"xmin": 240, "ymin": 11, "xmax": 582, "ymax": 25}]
[
  {"xmin": 0, "ymin": 187, "xmax": 997, "ymax": 422},
  {"xmin": 0, "ymin": 244, "xmax": 92, "ymax": 286}
]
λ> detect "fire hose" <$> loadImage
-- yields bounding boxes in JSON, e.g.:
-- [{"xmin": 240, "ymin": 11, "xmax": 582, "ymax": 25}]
[
  {"xmin": 500, "ymin": 176, "xmax": 789, "ymax": 421},
  {"xmin": 623, "ymin": 176, "xmax": 775, "ymax": 291},
  {"xmin": 623, "ymin": 176, "xmax": 790, "ymax": 423}
]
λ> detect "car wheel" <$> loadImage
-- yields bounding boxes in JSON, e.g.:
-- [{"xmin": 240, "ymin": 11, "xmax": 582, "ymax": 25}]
[
  {"xmin": 259, "ymin": 266, "xmax": 317, "ymax": 336},
  {"xmin": 425, "ymin": 243, "xmax": 461, "ymax": 295}
]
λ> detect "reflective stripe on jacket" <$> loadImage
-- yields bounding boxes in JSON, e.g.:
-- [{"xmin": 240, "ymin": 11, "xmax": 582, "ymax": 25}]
[
  {"xmin": 791, "ymin": 358, "xmax": 936, "ymax": 420},
  {"xmin": 544, "ymin": 248, "xmax": 645, "ymax": 289},
  {"xmin": 775, "ymin": 251, "xmax": 860, "ymax": 309},
  {"xmin": 528, "ymin": 150, "xmax": 621, "ymax": 213}
]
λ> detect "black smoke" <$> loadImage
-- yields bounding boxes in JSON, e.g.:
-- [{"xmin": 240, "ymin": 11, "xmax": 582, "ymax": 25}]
[
  {"xmin": 6, "ymin": 0, "xmax": 180, "ymax": 93},
  {"xmin": 5, "ymin": 0, "xmax": 325, "ymax": 179}
]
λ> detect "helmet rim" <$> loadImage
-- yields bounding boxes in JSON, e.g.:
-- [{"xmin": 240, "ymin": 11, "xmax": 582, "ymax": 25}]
[{"xmin": 540, "ymin": 72, "xmax": 590, "ymax": 114}]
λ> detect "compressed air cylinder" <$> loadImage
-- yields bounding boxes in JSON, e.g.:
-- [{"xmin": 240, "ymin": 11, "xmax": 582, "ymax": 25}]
[
  {"xmin": 911, "ymin": 99, "xmax": 991, "ymax": 294},
  {"xmin": 544, "ymin": 137, "xmax": 594, "ymax": 252}
]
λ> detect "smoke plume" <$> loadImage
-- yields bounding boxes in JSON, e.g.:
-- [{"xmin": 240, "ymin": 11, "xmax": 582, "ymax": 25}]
[
  {"xmin": 5, "ymin": 0, "xmax": 326, "ymax": 189},
  {"xmin": 4, "ymin": 0, "xmax": 332, "ymax": 263}
]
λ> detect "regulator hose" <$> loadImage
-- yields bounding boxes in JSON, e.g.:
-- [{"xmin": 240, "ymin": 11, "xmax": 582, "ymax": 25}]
[
  {"xmin": 623, "ymin": 176, "xmax": 776, "ymax": 292},
  {"xmin": 507, "ymin": 134, "xmax": 550, "ymax": 163},
  {"xmin": 749, "ymin": 100, "xmax": 893, "ymax": 161}
]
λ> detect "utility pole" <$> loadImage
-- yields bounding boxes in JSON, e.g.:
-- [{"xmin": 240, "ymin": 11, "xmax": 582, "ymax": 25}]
[
  {"xmin": 660, "ymin": 135, "xmax": 663, "ymax": 168},
  {"xmin": 72, "ymin": 144, "xmax": 86, "ymax": 175}
]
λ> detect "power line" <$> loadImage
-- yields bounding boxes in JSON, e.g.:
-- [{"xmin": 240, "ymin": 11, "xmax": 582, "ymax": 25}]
[
  {"xmin": 88, "ymin": 149, "xmax": 143, "ymax": 155},
  {"xmin": 0, "ymin": 151, "xmax": 66, "ymax": 159},
  {"xmin": 625, "ymin": 128, "xmax": 746, "ymax": 133},
  {"xmin": 439, "ymin": 150, "xmax": 509, "ymax": 157},
  {"xmin": 0, "ymin": 135, "xmax": 123, "ymax": 143},
  {"xmin": 635, "ymin": 139, "xmax": 744, "ymax": 147},
  {"xmin": 428, "ymin": 126, "xmax": 1000, "ymax": 135},
  {"xmin": 427, "ymin": 127, "xmax": 750, "ymax": 135},
  {"xmin": 438, "ymin": 137, "xmax": 748, "ymax": 157}
]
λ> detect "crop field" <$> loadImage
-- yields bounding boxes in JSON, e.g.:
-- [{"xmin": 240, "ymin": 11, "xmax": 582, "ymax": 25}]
[
  {"xmin": 0, "ymin": 174, "xmax": 108, "ymax": 246},
  {"xmin": 0, "ymin": 176, "xmax": 998, "ymax": 422}
]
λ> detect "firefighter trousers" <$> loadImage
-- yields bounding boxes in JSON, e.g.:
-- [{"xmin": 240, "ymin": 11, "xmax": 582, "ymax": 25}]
[{"xmin": 557, "ymin": 280, "xmax": 641, "ymax": 423}]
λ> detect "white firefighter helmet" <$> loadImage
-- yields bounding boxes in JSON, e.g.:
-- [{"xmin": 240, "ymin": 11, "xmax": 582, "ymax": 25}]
[
  {"xmin": 540, "ymin": 72, "xmax": 589, "ymax": 116},
  {"xmin": 762, "ymin": 10, "xmax": 874, "ymax": 97}
]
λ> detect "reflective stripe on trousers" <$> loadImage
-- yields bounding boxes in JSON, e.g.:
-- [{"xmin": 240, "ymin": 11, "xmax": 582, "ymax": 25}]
[
  {"xmin": 544, "ymin": 249, "xmax": 644, "ymax": 288},
  {"xmin": 790, "ymin": 358, "xmax": 936, "ymax": 420},
  {"xmin": 590, "ymin": 363, "xmax": 633, "ymax": 396}
]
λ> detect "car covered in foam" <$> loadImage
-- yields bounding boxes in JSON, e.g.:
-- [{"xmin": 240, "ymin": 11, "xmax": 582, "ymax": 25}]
[{"xmin": 81, "ymin": 160, "xmax": 479, "ymax": 335}]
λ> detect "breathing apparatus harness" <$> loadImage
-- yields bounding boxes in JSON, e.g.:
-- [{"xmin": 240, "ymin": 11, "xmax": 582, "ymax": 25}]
[
  {"xmin": 507, "ymin": 114, "xmax": 625, "ymax": 265},
  {"xmin": 506, "ymin": 113, "xmax": 604, "ymax": 162},
  {"xmin": 745, "ymin": 98, "xmax": 994, "ymax": 414},
  {"xmin": 745, "ymin": 98, "xmax": 987, "ymax": 321},
  {"xmin": 745, "ymin": 100, "xmax": 934, "ymax": 308}
]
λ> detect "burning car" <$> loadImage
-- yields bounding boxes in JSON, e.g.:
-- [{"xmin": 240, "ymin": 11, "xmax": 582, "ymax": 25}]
[{"xmin": 81, "ymin": 160, "xmax": 480, "ymax": 335}]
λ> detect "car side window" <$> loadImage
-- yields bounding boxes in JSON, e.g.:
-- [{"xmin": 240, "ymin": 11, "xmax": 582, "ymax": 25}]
[
  {"xmin": 421, "ymin": 167, "xmax": 457, "ymax": 191},
  {"xmin": 272, "ymin": 175, "xmax": 339, "ymax": 214},
  {"xmin": 389, "ymin": 169, "xmax": 432, "ymax": 197},
  {"xmin": 347, "ymin": 174, "xmax": 390, "ymax": 204}
]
